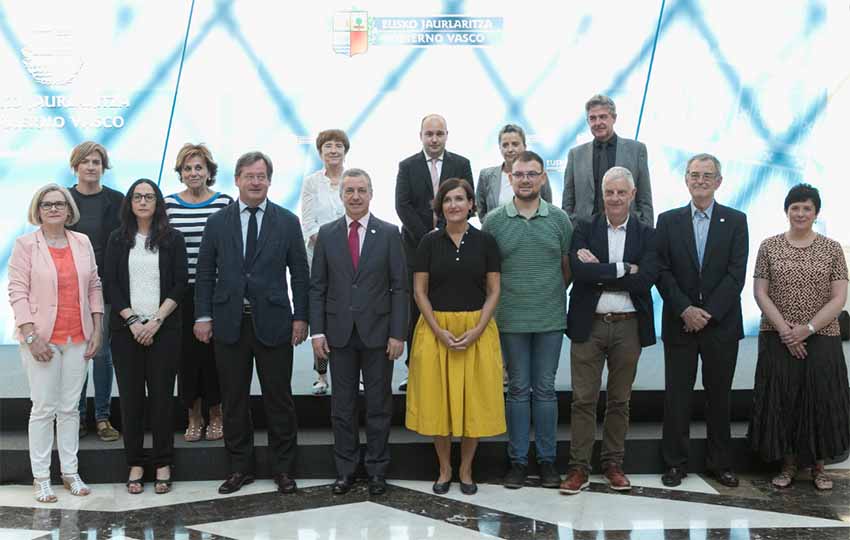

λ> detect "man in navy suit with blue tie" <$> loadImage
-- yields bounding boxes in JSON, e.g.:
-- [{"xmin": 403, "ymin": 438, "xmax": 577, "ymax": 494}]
[
  {"xmin": 194, "ymin": 151, "xmax": 310, "ymax": 495},
  {"xmin": 656, "ymin": 153, "xmax": 748, "ymax": 488}
]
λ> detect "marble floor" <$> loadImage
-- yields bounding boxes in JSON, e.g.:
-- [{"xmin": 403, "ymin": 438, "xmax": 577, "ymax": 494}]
[{"xmin": 3, "ymin": 471, "xmax": 850, "ymax": 539}]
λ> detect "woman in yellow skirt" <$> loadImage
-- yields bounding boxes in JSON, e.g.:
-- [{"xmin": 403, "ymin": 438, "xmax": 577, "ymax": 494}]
[{"xmin": 405, "ymin": 178, "xmax": 506, "ymax": 495}]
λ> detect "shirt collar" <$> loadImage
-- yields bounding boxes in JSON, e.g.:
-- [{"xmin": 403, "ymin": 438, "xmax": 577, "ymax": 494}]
[
  {"xmin": 594, "ymin": 133, "xmax": 618, "ymax": 148},
  {"xmin": 345, "ymin": 212, "xmax": 370, "ymax": 229},
  {"xmin": 690, "ymin": 200, "xmax": 715, "ymax": 219},
  {"xmin": 239, "ymin": 199, "xmax": 267, "ymax": 213},
  {"xmin": 506, "ymin": 198, "xmax": 549, "ymax": 218},
  {"xmin": 606, "ymin": 214, "xmax": 629, "ymax": 231},
  {"xmin": 423, "ymin": 151, "xmax": 444, "ymax": 163}
]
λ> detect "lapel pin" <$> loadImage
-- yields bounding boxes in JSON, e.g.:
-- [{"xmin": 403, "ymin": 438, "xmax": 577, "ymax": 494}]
[
  {"xmin": 371, "ymin": 229, "xmax": 376, "ymax": 234},
  {"xmin": 719, "ymin": 218, "xmax": 725, "ymax": 223}
]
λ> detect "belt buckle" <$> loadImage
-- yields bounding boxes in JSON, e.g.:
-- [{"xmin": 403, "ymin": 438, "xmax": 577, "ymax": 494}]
[{"xmin": 603, "ymin": 313, "xmax": 615, "ymax": 323}]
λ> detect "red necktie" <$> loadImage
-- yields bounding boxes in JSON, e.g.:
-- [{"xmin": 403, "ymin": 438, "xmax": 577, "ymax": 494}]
[{"xmin": 348, "ymin": 220, "xmax": 360, "ymax": 270}]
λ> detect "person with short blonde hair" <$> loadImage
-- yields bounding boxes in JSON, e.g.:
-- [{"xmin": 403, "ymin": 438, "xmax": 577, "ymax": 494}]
[
  {"xmin": 9, "ymin": 184, "xmax": 105, "ymax": 502},
  {"xmin": 66, "ymin": 141, "xmax": 124, "ymax": 443},
  {"xmin": 165, "ymin": 143, "xmax": 233, "ymax": 443}
]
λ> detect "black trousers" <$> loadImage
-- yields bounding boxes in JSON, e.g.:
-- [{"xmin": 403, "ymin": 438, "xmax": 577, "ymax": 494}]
[
  {"xmin": 112, "ymin": 326, "xmax": 179, "ymax": 468},
  {"xmin": 215, "ymin": 315, "xmax": 297, "ymax": 475},
  {"xmin": 179, "ymin": 285, "xmax": 221, "ymax": 410},
  {"xmin": 405, "ymin": 262, "xmax": 418, "ymax": 367},
  {"xmin": 330, "ymin": 327, "xmax": 393, "ymax": 477},
  {"xmin": 662, "ymin": 336, "xmax": 739, "ymax": 471}
]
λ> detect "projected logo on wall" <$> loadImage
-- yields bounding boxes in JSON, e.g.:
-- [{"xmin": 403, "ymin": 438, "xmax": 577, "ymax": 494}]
[
  {"xmin": 332, "ymin": 10, "xmax": 503, "ymax": 56},
  {"xmin": 0, "ymin": 26, "xmax": 130, "ymax": 131}
]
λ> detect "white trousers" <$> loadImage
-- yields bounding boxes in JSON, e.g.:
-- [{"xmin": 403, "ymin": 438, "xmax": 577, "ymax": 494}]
[{"xmin": 21, "ymin": 340, "xmax": 88, "ymax": 478}]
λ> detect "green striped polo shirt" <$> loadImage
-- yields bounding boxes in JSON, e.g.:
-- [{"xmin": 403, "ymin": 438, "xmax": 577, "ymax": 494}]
[{"xmin": 482, "ymin": 199, "xmax": 573, "ymax": 333}]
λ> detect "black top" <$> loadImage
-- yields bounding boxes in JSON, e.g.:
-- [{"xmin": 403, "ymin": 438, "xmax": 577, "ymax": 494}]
[
  {"xmin": 592, "ymin": 133, "xmax": 618, "ymax": 214},
  {"xmin": 414, "ymin": 225, "xmax": 500, "ymax": 312},
  {"xmin": 67, "ymin": 185, "xmax": 124, "ymax": 276}
]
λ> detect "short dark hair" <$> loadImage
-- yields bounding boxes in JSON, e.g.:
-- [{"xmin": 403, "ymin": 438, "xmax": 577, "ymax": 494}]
[
  {"xmin": 784, "ymin": 183, "xmax": 821, "ymax": 214},
  {"xmin": 316, "ymin": 129, "xmax": 350, "ymax": 154},
  {"xmin": 433, "ymin": 178, "xmax": 476, "ymax": 219},
  {"xmin": 512, "ymin": 150, "xmax": 545, "ymax": 171},
  {"xmin": 234, "ymin": 151, "xmax": 273, "ymax": 179},
  {"xmin": 498, "ymin": 124, "xmax": 526, "ymax": 146}
]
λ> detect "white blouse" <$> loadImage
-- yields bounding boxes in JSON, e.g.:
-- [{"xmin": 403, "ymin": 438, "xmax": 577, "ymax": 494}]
[
  {"xmin": 300, "ymin": 168, "xmax": 345, "ymax": 267},
  {"xmin": 128, "ymin": 234, "xmax": 160, "ymax": 319}
]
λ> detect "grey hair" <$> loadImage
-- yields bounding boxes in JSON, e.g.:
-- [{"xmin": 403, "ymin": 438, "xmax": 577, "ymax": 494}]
[
  {"xmin": 602, "ymin": 166, "xmax": 635, "ymax": 189},
  {"xmin": 585, "ymin": 94, "xmax": 617, "ymax": 116},
  {"xmin": 234, "ymin": 151, "xmax": 273, "ymax": 179},
  {"xmin": 685, "ymin": 153, "xmax": 722, "ymax": 177},
  {"xmin": 340, "ymin": 168, "xmax": 373, "ymax": 195}
]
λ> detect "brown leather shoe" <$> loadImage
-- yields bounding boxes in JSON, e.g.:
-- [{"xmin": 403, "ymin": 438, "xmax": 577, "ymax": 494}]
[
  {"xmin": 602, "ymin": 463, "xmax": 631, "ymax": 491},
  {"xmin": 559, "ymin": 467, "xmax": 589, "ymax": 495}
]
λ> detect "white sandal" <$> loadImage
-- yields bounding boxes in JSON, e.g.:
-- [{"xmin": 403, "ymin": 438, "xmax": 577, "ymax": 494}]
[
  {"xmin": 34, "ymin": 478, "xmax": 57, "ymax": 503},
  {"xmin": 62, "ymin": 473, "xmax": 91, "ymax": 496}
]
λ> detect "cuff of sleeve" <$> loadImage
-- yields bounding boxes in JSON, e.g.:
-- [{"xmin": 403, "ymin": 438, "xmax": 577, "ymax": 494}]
[
  {"xmin": 310, "ymin": 334, "xmax": 325, "ymax": 340},
  {"xmin": 616, "ymin": 263, "xmax": 625, "ymax": 278},
  {"xmin": 195, "ymin": 316, "xmax": 212, "ymax": 323}
]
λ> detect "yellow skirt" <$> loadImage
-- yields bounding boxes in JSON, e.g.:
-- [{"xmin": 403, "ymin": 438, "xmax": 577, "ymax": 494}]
[{"xmin": 405, "ymin": 310, "xmax": 506, "ymax": 438}]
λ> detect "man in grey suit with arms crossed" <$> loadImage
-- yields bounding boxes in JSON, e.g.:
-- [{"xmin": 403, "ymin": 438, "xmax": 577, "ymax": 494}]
[
  {"xmin": 562, "ymin": 94, "xmax": 653, "ymax": 226},
  {"xmin": 311, "ymin": 168, "xmax": 408, "ymax": 496}
]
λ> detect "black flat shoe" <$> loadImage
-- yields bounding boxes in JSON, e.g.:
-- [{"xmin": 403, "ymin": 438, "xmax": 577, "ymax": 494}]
[
  {"xmin": 218, "ymin": 472, "xmax": 254, "ymax": 494},
  {"xmin": 332, "ymin": 476, "xmax": 354, "ymax": 495},
  {"xmin": 707, "ymin": 469, "xmax": 739, "ymax": 488},
  {"xmin": 432, "ymin": 480, "xmax": 451, "ymax": 494},
  {"xmin": 460, "ymin": 481, "xmax": 477, "ymax": 495},
  {"xmin": 368, "ymin": 476, "xmax": 387, "ymax": 496},
  {"xmin": 661, "ymin": 466, "xmax": 686, "ymax": 487},
  {"xmin": 274, "ymin": 473, "xmax": 297, "ymax": 494}
]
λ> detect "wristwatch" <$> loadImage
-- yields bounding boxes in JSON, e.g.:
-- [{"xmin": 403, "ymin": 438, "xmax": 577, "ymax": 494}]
[
  {"xmin": 152, "ymin": 316, "xmax": 163, "ymax": 325},
  {"xmin": 24, "ymin": 332, "xmax": 36, "ymax": 345},
  {"xmin": 807, "ymin": 323, "xmax": 816, "ymax": 334}
]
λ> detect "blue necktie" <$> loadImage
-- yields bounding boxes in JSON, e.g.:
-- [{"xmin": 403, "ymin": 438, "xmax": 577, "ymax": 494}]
[{"xmin": 695, "ymin": 211, "xmax": 708, "ymax": 267}]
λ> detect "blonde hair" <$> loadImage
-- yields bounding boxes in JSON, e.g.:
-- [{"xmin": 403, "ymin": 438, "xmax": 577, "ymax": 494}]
[
  {"xmin": 69, "ymin": 141, "xmax": 110, "ymax": 171},
  {"xmin": 28, "ymin": 183, "xmax": 80, "ymax": 226},
  {"xmin": 174, "ymin": 143, "xmax": 218, "ymax": 186}
]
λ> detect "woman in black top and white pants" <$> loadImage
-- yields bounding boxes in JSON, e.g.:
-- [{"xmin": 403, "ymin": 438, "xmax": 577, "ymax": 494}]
[{"xmin": 104, "ymin": 178, "xmax": 187, "ymax": 494}]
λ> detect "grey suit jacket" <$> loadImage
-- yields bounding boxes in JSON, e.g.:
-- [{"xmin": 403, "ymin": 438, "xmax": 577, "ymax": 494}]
[
  {"xmin": 309, "ymin": 214, "xmax": 408, "ymax": 349},
  {"xmin": 561, "ymin": 136, "xmax": 653, "ymax": 226},
  {"xmin": 476, "ymin": 164, "xmax": 553, "ymax": 220}
]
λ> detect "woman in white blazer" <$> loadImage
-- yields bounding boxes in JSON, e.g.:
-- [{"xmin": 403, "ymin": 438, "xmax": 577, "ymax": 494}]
[{"xmin": 300, "ymin": 129, "xmax": 350, "ymax": 394}]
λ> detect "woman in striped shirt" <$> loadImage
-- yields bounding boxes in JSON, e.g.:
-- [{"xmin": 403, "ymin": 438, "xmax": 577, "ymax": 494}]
[{"xmin": 165, "ymin": 143, "xmax": 233, "ymax": 442}]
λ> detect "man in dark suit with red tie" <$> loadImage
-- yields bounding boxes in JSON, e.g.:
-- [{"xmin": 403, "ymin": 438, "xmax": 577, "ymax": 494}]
[
  {"xmin": 310, "ymin": 168, "xmax": 408, "ymax": 495},
  {"xmin": 656, "ymin": 153, "xmax": 748, "ymax": 488},
  {"xmin": 395, "ymin": 114, "xmax": 473, "ymax": 388}
]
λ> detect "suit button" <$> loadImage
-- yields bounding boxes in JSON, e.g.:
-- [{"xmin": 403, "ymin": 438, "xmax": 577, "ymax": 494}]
[
  {"xmin": 246, "ymin": 273, "xmax": 251, "ymax": 278},
  {"xmin": 353, "ymin": 284, "xmax": 358, "ymax": 289}
]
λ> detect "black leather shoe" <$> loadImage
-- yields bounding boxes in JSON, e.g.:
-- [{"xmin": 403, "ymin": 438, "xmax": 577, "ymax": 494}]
[
  {"xmin": 368, "ymin": 476, "xmax": 387, "ymax": 495},
  {"xmin": 218, "ymin": 472, "xmax": 254, "ymax": 494},
  {"xmin": 460, "ymin": 481, "xmax": 478, "ymax": 495},
  {"xmin": 432, "ymin": 479, "xmax": 451, "ymax": 494},
  {"xmin": 332, "ymin": 476, "xmax": 354, "ymax": 495},
  {"xmin": 707, "ymin": 469, "xmax": 739, "ymax": 488},
  {"xmin": 274, "ymin": 473, "xmax": 297, "ymax": 494},
  {"xmin": 661, "ymin": 467, "xmax": 687, "ymax": 487}
]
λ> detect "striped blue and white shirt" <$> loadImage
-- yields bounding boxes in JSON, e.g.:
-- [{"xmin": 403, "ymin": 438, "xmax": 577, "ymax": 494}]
[{"xmin": 164, "ymin": 192, "xmax": 234, "ymax": 283}]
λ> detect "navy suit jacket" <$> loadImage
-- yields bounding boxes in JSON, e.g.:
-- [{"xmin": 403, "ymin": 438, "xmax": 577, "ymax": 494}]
[
  {"xmin": 309, "ymin": 214, "xmax": 408, "ymax": 349},
  {"xmin": 394, "ymin": 150, "xmax": 473, "ymax": 260},
  {"xmin": 567, "ymin": 213, "xmax": 657, "ymax": 348},
  {"xmin": 655, "ymin": 202, "xmax": 748, "ymax": 344},
  {"xmin": 194, "ymin": 200, "xmax": 309, "ymax": 347}
]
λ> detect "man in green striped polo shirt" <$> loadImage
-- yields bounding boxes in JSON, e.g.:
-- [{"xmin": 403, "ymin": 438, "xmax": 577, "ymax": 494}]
[{"xmin": 482, "ymin": 150, "xmax": 573, "ymax": 489}]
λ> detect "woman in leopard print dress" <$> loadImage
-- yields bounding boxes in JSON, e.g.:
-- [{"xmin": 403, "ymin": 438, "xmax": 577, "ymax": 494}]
[{"xmin": 749, "ymin": 183, "xmax": 849, "ymax": 490}]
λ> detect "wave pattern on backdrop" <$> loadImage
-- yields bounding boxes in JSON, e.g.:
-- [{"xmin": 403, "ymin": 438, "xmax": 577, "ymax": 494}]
[{"xmin": 0, "ymin": 0, "xmax": 842, "ymax": 342}]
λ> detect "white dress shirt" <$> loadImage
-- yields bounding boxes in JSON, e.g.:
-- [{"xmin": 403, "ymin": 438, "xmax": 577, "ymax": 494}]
[
  {"xmin": 239, "ymin": 198, "xmax": 267, "ymax": 256},
  {"xmin": 595, "ymin": 216, "xmax": 636, "ymax": 314},
  {"xmin": 423, "ymin": 151, "xmax": 444, "ymax": 187},
  {"xmin": 498, "ymin": 170, "xmax": 514, "ymax": 206},
  {"xmin": 300, "ymin": 168, "xmax": 345, "ymax": 267}
]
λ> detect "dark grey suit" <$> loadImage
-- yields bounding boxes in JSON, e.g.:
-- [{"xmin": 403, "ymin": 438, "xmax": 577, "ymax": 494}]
[
  {"xmin": 310, "ymin": 214, "xmax": 408, "ymax": 477},
  {"xmin": 476, "ymin": 164, "xmax": 553, "ymax": 220},
  {"xmin": 195, "ymin": 200, "xmax": 309, "ymax": 476},
  {"xmin": 561, "ymin": 136, "xmax": 653, "ymax": 225}
]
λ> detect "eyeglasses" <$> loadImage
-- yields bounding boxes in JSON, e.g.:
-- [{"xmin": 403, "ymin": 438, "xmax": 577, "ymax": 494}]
[
  {"xmin": 132, "ymin": 193, "xmax": 156, "ymax": 202},
  {"xmin": 241, "ymin": 174, "xmax": 268, "ymax": 182},
  {"xmin": 511, "ymin": 171, "xmax": 543, "ymax": 180},
  {"xmin": 687, "ymin": 172, "xmax": 717, "ymax": 181},
  {"xmin": 39, "ymin": 201, "xmax": 67, "ymax": 210}
]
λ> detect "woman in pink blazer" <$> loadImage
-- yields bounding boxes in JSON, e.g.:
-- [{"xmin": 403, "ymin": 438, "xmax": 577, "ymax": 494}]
[{"xmin": 8, "ymin": 183, "xmax": 104, "ymax": 503}]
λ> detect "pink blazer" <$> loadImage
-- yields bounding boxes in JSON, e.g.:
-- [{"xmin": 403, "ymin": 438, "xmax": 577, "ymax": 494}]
[{"xmin": 8, "ymin": 228, "xmax": 104, "ymax": 343}]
